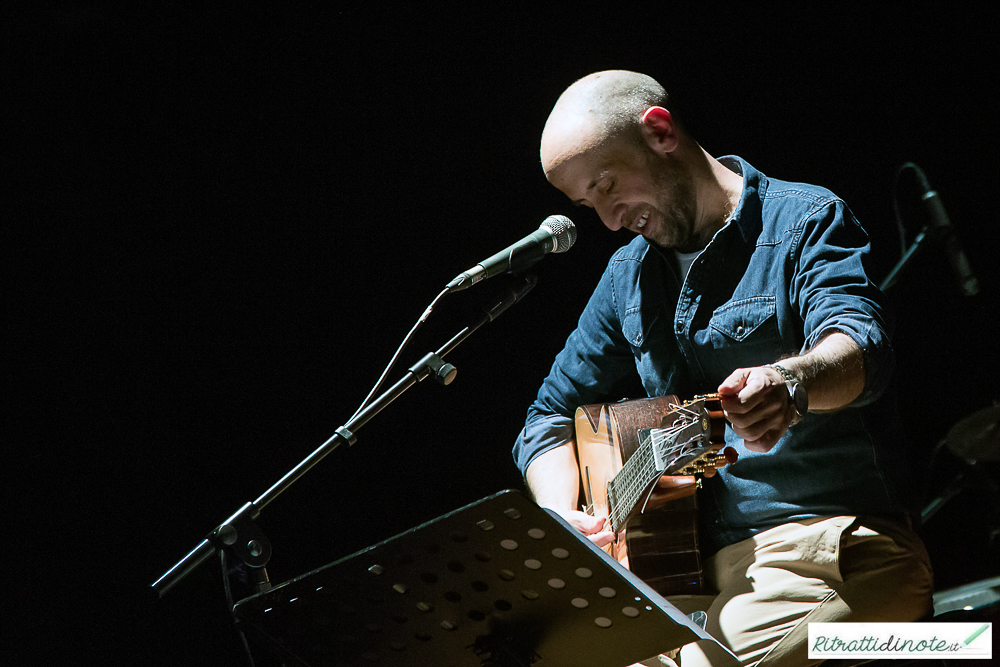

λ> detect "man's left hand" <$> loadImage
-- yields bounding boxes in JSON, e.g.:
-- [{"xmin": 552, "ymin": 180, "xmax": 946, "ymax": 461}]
[{"xmin": 718, "ymin": 366, "xmax": 792, "ymax": 452}]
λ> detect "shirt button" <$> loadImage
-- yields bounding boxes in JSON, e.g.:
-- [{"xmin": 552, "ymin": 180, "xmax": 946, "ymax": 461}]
[{"xmin": 736, "ymin": 325, "xmax": 745, "ymax": 336}]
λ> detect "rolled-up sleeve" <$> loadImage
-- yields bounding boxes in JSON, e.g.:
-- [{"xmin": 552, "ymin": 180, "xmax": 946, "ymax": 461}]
[{"xmin": 791, "ymin": 200, "xmax": 895, "ymax": 406}]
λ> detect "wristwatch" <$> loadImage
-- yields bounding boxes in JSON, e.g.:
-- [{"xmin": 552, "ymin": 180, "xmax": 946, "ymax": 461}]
[{"xmin": 767, "ymin": 363, "xmax": 808, "ymax": 426}]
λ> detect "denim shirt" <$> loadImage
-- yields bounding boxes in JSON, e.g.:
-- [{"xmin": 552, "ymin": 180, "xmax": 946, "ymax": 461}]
[{"xmin": 514, "ymin": 157, "xmax": 914, "ymax": 554}]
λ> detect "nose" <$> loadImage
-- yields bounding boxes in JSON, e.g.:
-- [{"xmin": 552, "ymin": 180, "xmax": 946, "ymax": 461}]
[{"xmin": 597, "ymin": 202, "xmax": 626, "ymax": 231}]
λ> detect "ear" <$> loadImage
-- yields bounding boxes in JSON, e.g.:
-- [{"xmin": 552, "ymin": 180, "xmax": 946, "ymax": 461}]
[{"xmin": 640, "ymin": 107, "xmax": 679, "ymax": 154}]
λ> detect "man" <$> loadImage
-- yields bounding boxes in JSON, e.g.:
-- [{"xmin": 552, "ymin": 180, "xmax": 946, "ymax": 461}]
[{"xmin": 514, "ymin": 71, "xmax": 933, "ymax": 666}]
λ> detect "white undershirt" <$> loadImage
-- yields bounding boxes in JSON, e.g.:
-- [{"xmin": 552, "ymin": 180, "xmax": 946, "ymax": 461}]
[{"xmin": 675, "ymin": 249, "xmax": 701, "ymax": 282}]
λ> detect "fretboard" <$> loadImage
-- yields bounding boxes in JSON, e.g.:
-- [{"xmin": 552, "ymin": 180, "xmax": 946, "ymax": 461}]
[{"xmin": 606, "ymin": 439, "xmax": 660, "ymax": 534}]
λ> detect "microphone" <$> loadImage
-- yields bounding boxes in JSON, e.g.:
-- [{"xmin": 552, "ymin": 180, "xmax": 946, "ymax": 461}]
[
  {"xmin": 916, "ymin": 172, "xmax": 979, "ymax": 297},
  {"xmin": 446, "ymin": 215, "xmax": 577, "ymax": 292}
]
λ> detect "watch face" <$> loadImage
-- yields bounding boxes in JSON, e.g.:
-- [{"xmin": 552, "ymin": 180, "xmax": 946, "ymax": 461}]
[{"xmin": 792, "ymin": 383, "xmax": 808, "ymax": 416}]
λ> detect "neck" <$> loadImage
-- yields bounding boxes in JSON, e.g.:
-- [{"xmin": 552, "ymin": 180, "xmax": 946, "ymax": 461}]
[{"xmin": 689, "ymin": 147, "xmax": 744, "ymax": 248}]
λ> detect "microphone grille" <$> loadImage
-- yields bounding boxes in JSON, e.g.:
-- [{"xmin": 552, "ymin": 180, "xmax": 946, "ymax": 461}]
[{"xmin": 540, "ymin": 215, "xmax": 577, "ymax": 254}]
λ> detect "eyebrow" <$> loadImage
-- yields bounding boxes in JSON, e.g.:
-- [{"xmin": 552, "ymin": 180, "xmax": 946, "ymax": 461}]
[{"xmin": 572, "ymin": 173, "xmax": 604, "ymax": 206}]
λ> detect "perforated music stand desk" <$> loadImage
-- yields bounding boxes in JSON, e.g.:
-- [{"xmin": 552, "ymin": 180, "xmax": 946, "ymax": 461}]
[{"xmin": 233, "ymin": 489, "xmax": 720, "ymax": 666}]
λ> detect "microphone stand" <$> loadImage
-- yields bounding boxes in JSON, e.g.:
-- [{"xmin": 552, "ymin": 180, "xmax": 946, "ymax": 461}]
[
  {"xmin": 151, "ymin": 274, "xmax": 538, "ymax": 599},
  {"xmin": 879, "ymin": 224, "xmax": 932, "ymax": 293}
]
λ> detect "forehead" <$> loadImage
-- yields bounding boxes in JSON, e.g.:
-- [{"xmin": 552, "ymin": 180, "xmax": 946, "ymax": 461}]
[
  {"xmin": 542, "ymin": 128, "xmax": 633, "ymax": 200},
  {"xmin": 540, "ymin": 112, "xmax": 602, "ymax": 173}
]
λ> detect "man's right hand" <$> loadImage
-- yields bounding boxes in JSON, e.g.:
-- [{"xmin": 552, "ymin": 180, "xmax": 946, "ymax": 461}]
[{"xmin": 548, "ymin": 508, "xmax": 615, "ymax": 548}]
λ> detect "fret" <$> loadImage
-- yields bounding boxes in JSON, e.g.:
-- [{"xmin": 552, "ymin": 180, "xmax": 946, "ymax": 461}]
[
  {"xmin": 574, "ymin": 394, "xmax": 730, "ymax": 598},
  {"xmin": 606, "ymin": 407, "xmax": 708, "ymax": 534}
]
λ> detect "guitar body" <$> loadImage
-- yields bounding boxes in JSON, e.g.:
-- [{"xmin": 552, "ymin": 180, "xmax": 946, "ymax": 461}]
[{"xmin": 575, "ymin": 395, "xmax": 728, "ymax": 597}]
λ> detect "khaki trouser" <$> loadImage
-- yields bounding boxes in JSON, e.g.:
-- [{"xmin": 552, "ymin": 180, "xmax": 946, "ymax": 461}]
[{"xmin": 641, "ymin": 515, "xmax": 934, "ymax": 667}]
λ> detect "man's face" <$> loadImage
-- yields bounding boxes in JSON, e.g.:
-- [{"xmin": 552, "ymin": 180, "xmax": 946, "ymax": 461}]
[{"xmin": 541, "ymin": 128, "xmax": 699, "ymax": 251}]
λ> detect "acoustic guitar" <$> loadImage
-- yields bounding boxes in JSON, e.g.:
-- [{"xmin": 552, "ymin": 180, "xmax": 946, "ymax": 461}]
[{"xmin": 574, "ymin": 394, "xmax": 735, "ymax": 596}]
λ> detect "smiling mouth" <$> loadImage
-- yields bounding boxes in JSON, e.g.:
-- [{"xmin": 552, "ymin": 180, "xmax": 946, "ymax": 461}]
[{"xmin": 636, "ymin": 210, "xmax": 649, "ymax": 230}]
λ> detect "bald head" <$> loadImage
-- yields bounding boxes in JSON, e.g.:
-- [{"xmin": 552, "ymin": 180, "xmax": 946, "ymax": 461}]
[{"xmin": 540, "ymin": 71, "xmax": 670, "ymax": 175}]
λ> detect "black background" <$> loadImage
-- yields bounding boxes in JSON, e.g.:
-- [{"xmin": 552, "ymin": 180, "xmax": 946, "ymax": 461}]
[{"xmin": 8, "ymin": 4, "xmax": 999, "ymax": 665}]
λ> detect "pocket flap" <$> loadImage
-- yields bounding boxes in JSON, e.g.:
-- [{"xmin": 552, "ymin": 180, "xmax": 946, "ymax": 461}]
[
  {"xmin": 709, "ymin": 296, "xmax": 776, "ymax": 342},
  {"xmin": 622, "ymin": 311, "xmax": 659, "ymax": 347}
]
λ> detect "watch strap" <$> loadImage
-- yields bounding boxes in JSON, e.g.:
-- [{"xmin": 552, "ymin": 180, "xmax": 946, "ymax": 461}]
[{"xmin": 767, "ymin": 363, "xmax": 806, "ymax": 425}]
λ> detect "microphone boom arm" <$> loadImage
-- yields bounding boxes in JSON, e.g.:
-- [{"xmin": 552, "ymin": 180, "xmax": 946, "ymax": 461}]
[{"xmin": 151, "ymin": 275, "xmax": 538, "ymax": 598}]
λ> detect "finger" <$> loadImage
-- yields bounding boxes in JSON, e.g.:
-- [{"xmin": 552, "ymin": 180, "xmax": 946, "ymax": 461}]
[
  {"xmin": 721, "ymin": 380, "xmax": 766, "ymax": 415},
  {"xmin": 718, "ymin": 368, "xmax": 750, "ymax": 396},
  {"xmin": 731, "ymin": 408, "xmax": 786, "ymax": 442},
  {"xmin": 725, "ymin": 395, "xmax": 784, "ymax": 429},
  {"xmin": 728, "ymin": 374, "xmax": 789, "ymax": 422},
  {"xmin": 589, "ymin": 530, "xmax": 615, "ymax": 548},
  {"xmin": 657, "ymin": 474, "xmax": 697, "ymax": 488},
  {"xmin": 737, "ymin": 369, "xmax": 770, "ymax": 404},
  {"xmin": 576, "ymin": 513, "xmax": 609, "ymax": 535},
  {"xmin": 647, "ymin": 485, "xmax": 699, "ymax": 505},
  {"xmin": 556, "ymin": 509, "xmax": 606, "ymax": 535},
  {"xmin": 744, "ymin": 428, "xmax": 784, "ymax": 453}
]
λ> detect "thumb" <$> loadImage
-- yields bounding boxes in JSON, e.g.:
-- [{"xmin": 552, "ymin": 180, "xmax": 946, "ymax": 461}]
[
  {"xmin": 577, "ymin": 512, "xmax": 609, "ymax": 534},
  {"xmin": 718, "ymin": 368, "xmax": 750, "ymax": 396}
]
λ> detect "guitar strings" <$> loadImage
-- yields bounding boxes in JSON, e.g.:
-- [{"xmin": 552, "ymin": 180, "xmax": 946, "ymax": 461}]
[
  {"xmin": 609, "ymin": 432, "xmax": 704, "ymax": 529},
  {"xmin": 639, "ymin": 433, "xmax": 704, "ymax": 515},
  {"xmin": 650, "ymin": 430, "xmax": 703, "ymax": 466},
  {"xmin": 607, "ymin": 405, "xmax": 701, "ymax": 531}
]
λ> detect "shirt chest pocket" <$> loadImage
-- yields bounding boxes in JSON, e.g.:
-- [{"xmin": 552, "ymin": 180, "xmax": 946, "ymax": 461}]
[{"xmin": 705, "ymin": 296, "xmax": 782, "ymax": 371}]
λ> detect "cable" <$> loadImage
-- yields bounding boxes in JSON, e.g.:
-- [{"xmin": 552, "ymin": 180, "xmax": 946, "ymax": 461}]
[
  {"xmin": 349, "ymin": 285, "xmax": 452, "ymax": 421},
  {"xmin": 891, "ymin": 162, "xmax": 926, "ymax": 258}
]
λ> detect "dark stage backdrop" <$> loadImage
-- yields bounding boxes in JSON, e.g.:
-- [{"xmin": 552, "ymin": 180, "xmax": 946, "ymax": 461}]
[{"xmin": 9, "ymin": 5, "xmax": 999, "ymax": 666}]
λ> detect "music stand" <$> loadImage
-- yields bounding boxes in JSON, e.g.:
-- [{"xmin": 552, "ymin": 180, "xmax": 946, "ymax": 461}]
[{"xmin": 233, "ymin": 489, "xmax": 729, "ymax": 666}]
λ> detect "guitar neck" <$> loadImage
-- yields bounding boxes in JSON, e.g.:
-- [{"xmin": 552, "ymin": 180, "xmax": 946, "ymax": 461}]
[
  {"xmin": 603, "ymin": 394, "xmax": 724, "ymax": 534},
  {"xmin": 606, "ymin": 441, "xmax": 660, "ymax": 534}
]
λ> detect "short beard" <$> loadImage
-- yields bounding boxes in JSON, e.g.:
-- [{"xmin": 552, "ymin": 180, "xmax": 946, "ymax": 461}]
[{"xmin": 646, "ymin": 152, "xmax": 700, "ymax": 252}]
